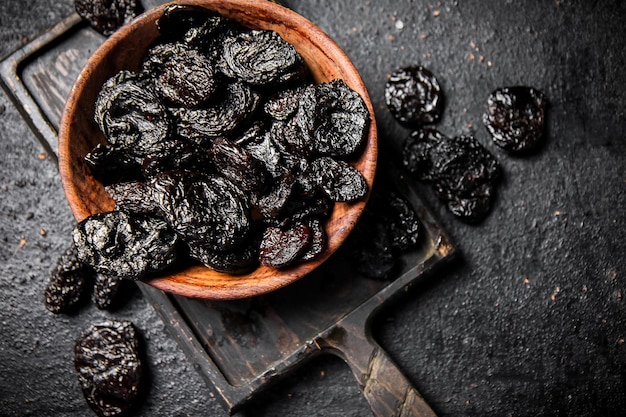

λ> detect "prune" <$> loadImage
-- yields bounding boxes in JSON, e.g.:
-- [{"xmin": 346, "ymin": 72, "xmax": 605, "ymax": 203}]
[
  {"xmin": 244, "ymin": 131, "xmax": 289, "ymax": 179},
  {"xmin": 270, "ymin": 118, "xmax": 314, "ymax": 158},
  {"xmin": 483, "ymin": 86, "xmax": 547, "ymax": 153},
  {"xmin": 297, "ymin": 80, "xmax": 369, "ymax": 157},
  {"xmin": 174, "ymin": 82, "xmax": 260, "ymax": 145},
  {"xmin": 209, "ymin": 137, "xmax": 267, "ymax": 196},
  {"xmin": 44, "ymin": 245, "xmax": 91, "ymax": 314},
  {"xmin": 264, "ymin": 87, "xmax": 305, "ymax": 121},
  {"xmin": 151, "ymin": 171, "xmax": 250, "ymax": 252},
  {"xmin": 94, "ymin": 71, "xmax": 172, "ymax": 158},
  {"xmin": 403, "ymin": 129, "xmax": 501, "ymax": 223},
  {"xmin": 74, "ymin": 320, "xmax": 142, "ymax": 417},
  {"xmin": 75, "ymin": 0, "xmax": 142, "ymax": 36},
  {"xmin": 384, "ymin": 65, "xmax": 443, "ymax": 127},
  {"xmin": 300, "ymin": 219, "xmax": 327, "ymax": 262},
  {"xmin": 188, "ymin": 230, "xmax": 261, "ymax": 274},
  {"xmin": 256, "ymin": 173, "xmax": 296, "ymax": 220},
  {"xmin": 140, "ymin": 139, "xmax": 212, "ymax": 178},
  {"xmin": 233, "ymin": 121, "xmax": 266, "ymax": 146},
  {"xmin": 220, "ymin": 29, "xmax": 306, "ymax": 86},
  {"xmin": 92, "ymin": 272, "xmax": 128, "ymax": 310},
  {"xmin": 84, "ymin": 144, "xmax": 142, "ymax": 186},
  {"xmin": 259, "ymin": 222, "xmax": 312, "ymax": 268},
  {"xmin": 105, "ymin": 181, "xmax": 159, "ymax": 214},
  {"xmin": 345, "ymin": 210, "xmax": 396, "ymax": 280},
  {"xmin": 157, "ymin": 4, "xmax": 227, "ymax": 42},
  {"xmin": 72, "ymin": 211, "xmax": 179, "ymax": 278},
  {"xmin": 370, "ymin": 188, "xmax": 421, "ymax": 252},
  {"xmin": 308, "ymin": 157, "xmax": 368, "ymax": 202},
  {"xmin": 142, "ymin": 42, "xmax": 216, "ymax": 108}
]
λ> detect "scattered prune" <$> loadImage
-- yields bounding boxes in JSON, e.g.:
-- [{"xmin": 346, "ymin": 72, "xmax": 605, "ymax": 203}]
[
  {"xmin": 94, "ymin": 71, "xmax": 172, "ymax": 158},
  {"xmin": 297, "ymin": 80, "xmax": 369, "ymax": 157},
  {"xmin": 403, "ymin": 129, "xmax": 501, "ymax": 223},
  {"xmin": 75, "ymin": 0, "xmax": 142, "ymax": 36},
  {"xmin": 380, "ymin": 190, "xmax": 422, "ymax": 251},
  {"xmin": 84, "ymin": 144, "xmax": 142, "ymax": 186},
  {"xmin": 92, "ymin": 272, "xmax": 129, "ymax": 310},
  {"xmin": 74, "ymin": 320, "xmax": 142, "ymax": 417},
  {"xmin": 151, "ymin": 171, "xmax": 250, "ymax": 252},
  {"xmin": 174, "ymin": 82, "xmax": 260, "ymax": 145},
  {"xmin": 345, "ymin": 210, "xmax": 396, "ymax": 280},
  {"xmin": 259, "ymin": 222, "xmax": 312, "ymax": 268},
  {"xmin": 72, "ymin": 211, "xmax": 179, "ymax": 278},
  {"xmin": 220, "ymin": 29, "xmax": 306, "ymax": 86},
  {"xmin": 483, "ymin": 86, "xmax": 547, "ymax": 153},
  {"xmin": 308, "ymin": 157, "xmax": 368, "ymax": 202},
  {"xmin": 384, "ymin": 65, "xmax": 443, "ymax": 127},
  {"xmin": 44, "ymin": 245, "xmax": 92, "ymax": 314}
]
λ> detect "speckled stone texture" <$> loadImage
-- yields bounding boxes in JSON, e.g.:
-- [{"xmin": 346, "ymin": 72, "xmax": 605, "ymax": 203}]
[{"xmin": 1, "ymin": 1, "xmax": 625, "ymax": 416}]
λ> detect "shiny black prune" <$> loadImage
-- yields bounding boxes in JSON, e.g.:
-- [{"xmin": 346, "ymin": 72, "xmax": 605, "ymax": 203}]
[
  {"xmin": 74, "ymin": 320, "xmax": 142, "ymax": 417},
  {"xmin": 259, "ymin": 222, "xmax": 312, "ymax": 268},
  {"xmin": 264, "ymin": 87, "xmax": 305, "ymax": 121},
  {"xmin": 256, "ymin": 173, "xmax": 295, "ymax": 220},
  {"xmin": 270, "ymin": 118, "xmax": 314, "ymax": 158},
  {"xmin": 370, "ymin": 189, "xmax": 421, "ymax": 252},
  {"xmin": 140, "ymin": 138, "xmax": 212, "ymax": 178},
  {"xmin": 188, "ymin": 230, "xmax": 261, "ymax": 274},
  {"xmin": 300, "ymin": 219, "xmax": 326, "ymax": 262},
  {"xmin": 104, "ymin": 181, "xmax": 159, "ymax": 214},
  {"xmin": 384, "ymin": 65, "xmax": 443, "ymax": 127},
  {"xmin": 483, "ymin": 86, "xmax": 547, "ymax": 153},
  {"xmin": 84, "ymin": 144, "xmax": 142, "ymax": 186},
  {"xmin": 142, "ymin": 42, "xmax": 217, "ymax": 108},
  {"xmin": 92, "ymin": 272, "xmax": 129, "ymax": 310},
  {"xmin": 156, "ymin": 4, "xmax": 228, "ymax": 43},
  {"xmin": 94, "ymin": 71, "xmax": 172, "ymax": 158},
  {"xmin": 297, "ymin": 80, "xmax": 369, "ymax": 157},
  {"xmin": 233, "ymin": 121, "xmax": 266, "ymax": 146},
  {"xmin": 75, "ymin": 0, "xmax": 142, "ymax": 36},
  {"xmin": 345, "ymin": 210, "xmax": 396, "ymax": 280},
  {"xmin": 403, "ymin": 129, "xmax": 501, "ymax": 223},
  {"xmin": 209, "ymin": 137, "xmax": 267, "ymax": 196},
  {"xmin": 44, "ymin": 245, "xmax": 92, "ymax": 314},
  {"xmin": 219, "ymin": 29, "xmax": 306, "ymax": 86},
  {"xmin": 174, "ymin": 82, "xmax": 260, "ymax": 145},
  {"xmin": 151, "ymin": 171, "xmax": 250, "ymax": 252},
  {"xmin": 308, "ymin": 157, "xmax": 368, "ymax": 202},
  {"xmin": 244, "ymin": 131, "xmax": 289, "ymax": 179},
  {"xmin": 72, "ymin": 211, "xmax": 179, "ymax": 278}
]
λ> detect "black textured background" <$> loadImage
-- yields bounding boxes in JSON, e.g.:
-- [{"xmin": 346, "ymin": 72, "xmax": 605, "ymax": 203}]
[{"xmin": 1, "ymin": 1, "xmax": 625, "ymax": 416}]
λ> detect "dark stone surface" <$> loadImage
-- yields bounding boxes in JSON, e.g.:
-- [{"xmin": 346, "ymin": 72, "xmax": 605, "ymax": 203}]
[{"xmin": 1, "ymin": 1, "xmax": 625, "ymax": 416}]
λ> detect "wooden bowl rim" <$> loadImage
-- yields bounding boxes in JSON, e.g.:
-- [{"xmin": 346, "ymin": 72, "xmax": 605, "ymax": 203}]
[{"xmin": 58, "ymin": 0, "xmax": 378, "ymax": 300}]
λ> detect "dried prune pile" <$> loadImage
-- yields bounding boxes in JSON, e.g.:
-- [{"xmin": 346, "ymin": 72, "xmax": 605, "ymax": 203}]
[
  {"xmin": 76, "ymin": 5, "xmax": 370, "ymax": 277},
  {"xmin": 483, "ymin": 86, "xmax": 547, "ymax": 153},
  {"xmin": 74, "ymin": 320, "xmax": 143, "ymax": 417},
  {"xmin": 403, "ymin": 128, "xmax": 501, "ymax": 223},
  {"xmin": 75, "ymin": 0, "xmax": 142, "ymax": 36}
]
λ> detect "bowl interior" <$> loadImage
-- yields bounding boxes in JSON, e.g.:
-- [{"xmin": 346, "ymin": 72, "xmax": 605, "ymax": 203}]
[{"xmin": 58, "ymin": 0, "xmax": 377, "ymax": 299}]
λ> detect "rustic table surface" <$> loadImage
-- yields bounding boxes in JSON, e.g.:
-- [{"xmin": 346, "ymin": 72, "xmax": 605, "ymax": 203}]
[{"xmin": 1, "ymin": 1, "xmax": 625, "ymax": 416}]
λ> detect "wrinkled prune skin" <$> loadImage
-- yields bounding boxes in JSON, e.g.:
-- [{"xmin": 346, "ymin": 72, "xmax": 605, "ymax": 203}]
[
  {"xmin": 270, "ymin": 118, "xmax": 314, "ymax": 159},
  {"xmin": 256, "ymin": 173, "xmax": 295, "ymax": 220},
  {"xmin": 44, "ymin": 245, "xmax": 92, "ymax": 314},
  {"xmin": 370, "ymin": 188, "xmax": 421, "ymax": 252},
  {"xmin": 105, "ymin": 181, "xmax": 159, "ymax": 215},
  {"xmin": 220, "ymin": 29, "xmax": 306, "ymax": 86},
  {"xmin": 403, "ymin": 129, "xmax": 501, "ymax": 223},
  {"xmin": 264, "ymin": 87, "xmax": 305, "ymax": 121},
  {"xmin": 209, "ymin": 137, "xmax": 267, "ymax": 196},
  {"xmin": 75, "ymin": 0, "xmax": 142, "ymax": 36},
  {"xmin": 259, "ymin": 222, "xmax": 312, "ymax": 268},
  {"xmin": 297, "ymin": 80, "xmax": 369, "ymax": 157},
  {"xmin": 94, "ymin": 71, "xmax": 172, "ymax": 158},
  {"xmin": 174, "ymin": 82, "xmax": 260, "ymax": 145},
  {"xmin": 157, "ymin": 4, "xmax": 225, "ymax": 41},
  {"xmin": 300, "ymin": 219, "xmax": 326, "ymax": 262},
  {"xmin": 308, "ymin": 157, "xmax": 368, "ymax": 202},
  {"xmin": 385, "ymin": 65, "xmax": 443, "ymax": 127},
  {"xmin": 144, "ymin": 43, "xmax": 217, "ymax": 108},
  {"xmin": 92, "ymin": 272, "xmax": 128, "ymax": 310},
  {"xmin": 84, "ymin": 144, "xmax": 143, "ymax": 186},
  {"xmin": 72, "ymin": 211, "xmax": 179, "ymax": 278},
  {"xmin": 244, "ymin": 131, "xmax": 289, "ymax": 179},
  {"xmin": 483, "ymin": 86, "xmax": 547, "ymax": 153},
  {"xmin": 151, "ymin": 171, "xmax": 250, "ymax": 252},
  {"xmin": 140, "ymin": 139, "xmax": 212, "ymax": 178},
  {"xmin": 345, "ymin": 210, "xmax": 396, "ymax": 280},
  {"xmin": 188, "ymin": 229, "xmax": 261, "ymax": 275},
  {"xmin": 74, "ymin": 320, "xmax": 142, "ymax": 417}
]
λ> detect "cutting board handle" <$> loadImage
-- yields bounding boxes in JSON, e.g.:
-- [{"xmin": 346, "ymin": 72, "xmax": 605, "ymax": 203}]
[{"xmin": 321, "ymin": 322, "xmax": 437, "ymax": 417}]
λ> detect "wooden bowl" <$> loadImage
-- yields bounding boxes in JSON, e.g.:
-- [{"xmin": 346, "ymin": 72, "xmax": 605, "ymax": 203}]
[{"xmin": 58, "ymin": 0, "xmax": 377, "ymax": 300}]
